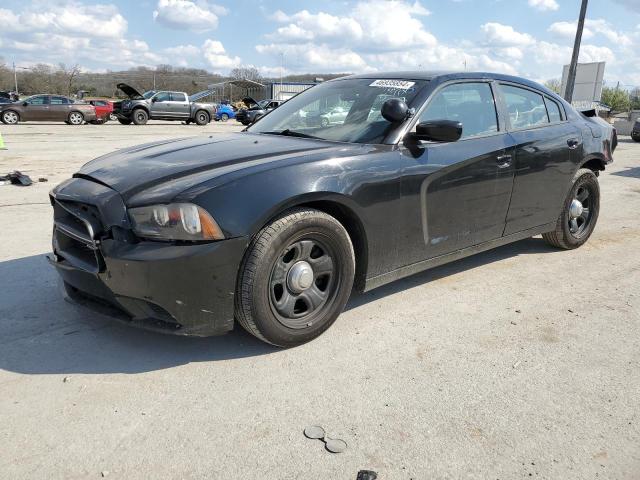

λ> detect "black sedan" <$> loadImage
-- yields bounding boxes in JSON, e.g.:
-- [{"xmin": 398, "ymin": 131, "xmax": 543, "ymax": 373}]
[{"xmin": 49, "ymin": 71, "xmax": 616, "ymax": 347}]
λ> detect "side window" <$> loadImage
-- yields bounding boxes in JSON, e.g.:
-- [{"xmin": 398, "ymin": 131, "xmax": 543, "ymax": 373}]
[
  {"xmin": 544, "ymin": 97, "xmax": 562, "ymax": 123},
  {"xmin": 154, "ymin": 92, "xmax": 171, "ymax": 102},
  {"xmin": 50, "ymin": 96, "xmax": 68, "ymax": 105},
  {"xmin": 26, "ymin": 96, "xmax": 48, "ymax": 105},
  {"xmin": 171, "ymin": 93, "xmax": 186, "ymax": 102},
  {"xmin": 501, "ymin": 84, "xmax": 549, "ymax": 129},
  {"xmin": 418, "ymin": 82, "xmax": 498, "ymax": 139}
]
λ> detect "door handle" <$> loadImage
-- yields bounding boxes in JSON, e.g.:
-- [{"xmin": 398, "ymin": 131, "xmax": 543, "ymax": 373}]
[
  {"xmin": 567, "ymin": 138, "xmax": 580, "ymax": 149},
  {"xmin": 496, "ymin": 154, "xmax": 512, "ymax": 168}
]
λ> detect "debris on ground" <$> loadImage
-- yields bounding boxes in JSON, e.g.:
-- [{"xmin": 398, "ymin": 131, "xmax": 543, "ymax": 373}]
[
  {"xmin": 304, "ymin": 425, "xmax": 348, "ymax": 454},
  {"xmin": 101, "ymin": 471, "xmax": 109, "ymax": 477},
  {"xmin": 63, "ymin": 376, "xmax": 71, "ymax": 383},
  {"xmin": 0, "ymin": 171, "xmax": 33, "ymax": 186},
  {"xmin": 357, "ymin": 471, "xmax": 378, "ymax": 480},
  {"xmin": 38, "ymin": 177, "xmax": 48, "ymax": 182}
]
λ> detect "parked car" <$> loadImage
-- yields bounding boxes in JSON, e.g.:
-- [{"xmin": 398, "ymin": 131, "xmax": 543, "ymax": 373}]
[
  {"xmin": 0, "ymin": 95, "xmax": 96, "ymax": 125},
  {"xmin": 235, "ymin": 97, "xmax": 281, "ymax": 126},
  {"xmin": 113, "ymin": 83, "xmax": 215, "ymax": 125},
  {"xmin": 305, "ymin": 105, "xmax": 349, "ymax": 127},
  {"xmin": 88, "ymin": 100, "xmax": 114, "ymax": 124},
  {"xmin": 214, "ymin": 104, "xmax": 236, "ymax": 122},
  {"xmin": 49, "ymin": 71, "xmax": 616, "ymax": 347},
  {"xmin": 632, "ymin": 119, "xmax": 640, "ymax": 142}
]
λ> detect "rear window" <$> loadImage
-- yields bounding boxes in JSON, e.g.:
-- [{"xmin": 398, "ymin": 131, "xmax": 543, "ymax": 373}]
[
  {"xmin": 171, "ymin": 93, "xmax": 186, "ymax": 102},
  {"xmin": 501, "ymin": 84, "xmax": 549, "ymax": 129},
  {"xmin": 545, "ymin": 97, "xmax": 563, "ymax": 123}
]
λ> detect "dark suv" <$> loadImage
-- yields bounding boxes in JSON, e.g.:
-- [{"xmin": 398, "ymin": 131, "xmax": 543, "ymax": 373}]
[{"xmin": 632, "ymin": 119, "xmax": 640, "ymax": 142}]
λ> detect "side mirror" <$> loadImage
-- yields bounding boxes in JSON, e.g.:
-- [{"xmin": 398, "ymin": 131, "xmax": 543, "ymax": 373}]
[
  {"xmin": 22, "ymin": 101, "xmax": 28, "ymax": 106},
  {"xmin": 412, "ymin": 120, "xmax": 463, "ymax": 143},
  {"xmin": 381, "ymin": 98, "xmax": 409, "ymax": 123},
  {"xmin": 151, "ymin": 97, "xmax": 158, "ymax": 103}
]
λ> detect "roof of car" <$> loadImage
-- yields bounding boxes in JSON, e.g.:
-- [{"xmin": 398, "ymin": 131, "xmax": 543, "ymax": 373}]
[{"xmin": 333, "ymin": 71, "xmax": 557, "ymax": 97}]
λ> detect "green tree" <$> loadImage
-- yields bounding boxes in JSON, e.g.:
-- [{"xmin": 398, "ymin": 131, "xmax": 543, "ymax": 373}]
[
  {"xmin": 544, "ymin": 78, "xmax": 561, "ymax": 94},
  {"xmin": 601, "ymin": 86, "xmax": 630, "ymax": 112}
]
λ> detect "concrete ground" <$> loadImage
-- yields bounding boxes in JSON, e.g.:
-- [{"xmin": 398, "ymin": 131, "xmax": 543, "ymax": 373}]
[{"xmin": 0, "ymin": 122, "xmax": 638, "ymax": 479}]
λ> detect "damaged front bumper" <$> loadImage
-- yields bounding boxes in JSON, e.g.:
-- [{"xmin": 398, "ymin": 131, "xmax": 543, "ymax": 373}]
[{"xmin": 49, "ymin": 177, "xmax": 248, "ymax": 336}]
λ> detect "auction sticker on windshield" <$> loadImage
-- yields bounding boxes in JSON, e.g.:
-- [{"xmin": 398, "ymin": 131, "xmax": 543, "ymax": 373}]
[{"xmin": 369, "ymin": 79, "xmax": 416, "ymax": 89}]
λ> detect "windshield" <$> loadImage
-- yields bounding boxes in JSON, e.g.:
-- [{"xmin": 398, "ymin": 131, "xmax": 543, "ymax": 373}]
[
  {"xmin": 248, "ymin": 78, "xmax": 427, "ymax": 144},
  {"xmin": 143, "ymin": 90, "xmax": 156, "ymax": 99}
]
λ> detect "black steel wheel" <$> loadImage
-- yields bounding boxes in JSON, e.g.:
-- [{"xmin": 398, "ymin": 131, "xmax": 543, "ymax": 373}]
[
  {"xmin": 543, "ymin": 168, "xmax": 600, "ymax": 249},
  {"xmin": 235, "ymin": 208, "xmax": 355, "ymax": 347},
  {"xmin": 132, "ymin": 108, "xmax": 148, "ymax": 125}
]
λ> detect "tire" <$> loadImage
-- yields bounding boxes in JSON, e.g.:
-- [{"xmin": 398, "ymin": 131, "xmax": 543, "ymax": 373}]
[
  {"xmin": 543, "ymin": 168, "xmax": 600, "ymax": 249},
  {"xmin": 235, "ymin": 208, "xmax": 355, "ymax": 347},
  {"xmin": 195, "ymin": 110, "xmax": 210, "ymax": 126},
  {"xmin": 118, "ymin": 118, "xmax": 132, "ymax": 125},
  {"xmin": 2, "ymin": 110, "xmax": 19, "ymax": 124},
  {"xmin": 220, "ymin": 113, "xmax": 229, "ymax": 122},
  {"xmin": 132, "ymin": 108, "xmax": 148, "ymax": 125},
  {"xmin": 241, "ymin": 121, "xmax": 251, "ymax": 126},
  {"xmin": 632, "ymin": 135, "xmax": 640, "ymax": 143},
  {"xmin": 68, "ymin": 111, "xmax": 84, "ymax": 125},
  {"xmin": 109, "ymin": 113, "xmax": 118, "ymax": 122},
  {"xmin": 320, "ymin": 117, "xmax": 329, "ymax": 127}
]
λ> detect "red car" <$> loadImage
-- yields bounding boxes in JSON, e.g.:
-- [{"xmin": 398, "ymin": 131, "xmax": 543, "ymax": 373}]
[{"xmin": 88, "ymin": 100, "xmax": 114, "ymax": 124}]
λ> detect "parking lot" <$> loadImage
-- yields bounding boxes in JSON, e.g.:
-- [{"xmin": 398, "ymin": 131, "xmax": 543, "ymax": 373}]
[{"xmin": 0, "ymin": 123, "xmax": 639, "ymax": 479}]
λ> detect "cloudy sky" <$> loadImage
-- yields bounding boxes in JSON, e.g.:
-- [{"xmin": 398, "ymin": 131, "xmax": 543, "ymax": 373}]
[{"xmin": 0, "ymin": 0, "xmax": 639, "ymax": 85}]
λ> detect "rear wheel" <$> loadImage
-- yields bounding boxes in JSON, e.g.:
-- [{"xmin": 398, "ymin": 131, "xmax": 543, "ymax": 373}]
[
  {"xmin": 118, "ymin": 118, "xmax": 132, "ymax": 125},
  {"xmin": 220, "ymin": 113, "xmax": 229, "ymax": 122},
  {"xmin": 68, "ymin": 111, "xmax": 84, "ymax": 125},
  {"xmin": 543, "ymin": 168, "xmax": 600, "ymax": 249},
  {"xmin": 195, "ymin": 110, "xmax": 210, "ymax": 126},
  {"xmin": 132, "ymin": 108, "xmax": 148, "ymax": 125},
  {"xmin": 2, "ymin": 110, "xmax": 19, "ymax": 124},
  {"xmin": 235, "ymin": 208, "xmax": 355, "ymax": 347}
]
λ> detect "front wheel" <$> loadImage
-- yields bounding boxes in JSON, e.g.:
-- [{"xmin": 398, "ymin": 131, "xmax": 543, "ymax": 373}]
[
  {"xmin": 543, "ymin": 168, "xmax": 600, "ymax": 249},
  {"xmin": 220, "ymin": 113, "xmax": 229, "ymax": 122},
  {"xmin": 132, "ymin": 109, "xmax": 148, "ymax": 125},
  {"xmin": 235, "ymin": 208, "xmax": 355, "ymax": 347},
  {"xmin": 2, "ymin": 110, "xmax": 20, "ymax": 124}
]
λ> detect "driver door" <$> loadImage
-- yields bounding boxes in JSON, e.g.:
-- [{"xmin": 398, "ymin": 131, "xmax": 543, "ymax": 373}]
[
  {"xmin": 399, "ymin": 81, "xmax": 516, "ymax": 261},
  {"xmin": 150, "ymin": 92, "xmax": 171, "ymax": 118},
  {"xmin": 22, "ymin": 95, "xmax": 50, "ymax": 121}
]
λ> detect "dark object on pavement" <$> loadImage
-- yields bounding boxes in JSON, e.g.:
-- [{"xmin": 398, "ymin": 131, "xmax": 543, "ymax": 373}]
[
  {"xmin": 631, "ymin": 120, "xmax": 640, "ymax": 142},
  {"xmin": 356, "ymin": 471, "xmax": 378, "ymax": 480},
  {"xmin": 1, "ymin": 170, "xmax": 33, "ymax": 186},
  {"xmin": 0, "ymin": 95, "xmax": 96, "ymax": 124},
  {"xmin": 49, "ymin": 71, "xmax": 617, "ymax": 347},
  {"xmin": 303, "ymin": 426, "xmax": 347, "ymax": 454}
]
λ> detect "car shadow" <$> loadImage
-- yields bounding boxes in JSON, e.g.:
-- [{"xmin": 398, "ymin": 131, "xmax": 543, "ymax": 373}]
[
  {"xmin": 611, "ymin": 166, "xmax": 640, "ymax": 179},
  {"xmin": 0, "ymin": 237, "xmax": 555, "ymax": 375},
  {"xmin": 346, "ymin": 236, "xmax": 556, "ymax": 310}
]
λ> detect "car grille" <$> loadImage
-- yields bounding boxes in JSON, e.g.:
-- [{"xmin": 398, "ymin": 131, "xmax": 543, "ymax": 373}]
[{"xmin": 52, "ymin": 198, "xmax": 106, "ymax": 273}]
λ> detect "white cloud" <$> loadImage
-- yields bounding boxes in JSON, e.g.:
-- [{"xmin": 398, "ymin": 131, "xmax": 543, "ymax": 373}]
[
  {"xmin": 528, "ymin": 0, "xmax": 559, "ymax": 11},
  {"xmin": 548, "ymin": 19, "xmax": 631, "ymax": 46},
  {"xmin": 481, "ymin": 23, "xmax": 536, "ymax": 46},
  {"xmin": 202, "ymin": 39, "xmax": 241, "ymax": 71},
  {"xmin": 153, "ymin": 0, "xmax": 227, "ymax": 32}
]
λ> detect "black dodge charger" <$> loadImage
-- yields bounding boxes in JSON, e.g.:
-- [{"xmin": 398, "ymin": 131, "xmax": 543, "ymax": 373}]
[{"xmin": 50, "ymin": 71, "xmax": 616, "ymax": 347}]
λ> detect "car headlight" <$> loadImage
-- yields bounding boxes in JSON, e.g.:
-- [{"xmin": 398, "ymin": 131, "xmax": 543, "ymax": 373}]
[{"xmin": 129, "ymin": 203, "xmax": 225, "ymax": 241}]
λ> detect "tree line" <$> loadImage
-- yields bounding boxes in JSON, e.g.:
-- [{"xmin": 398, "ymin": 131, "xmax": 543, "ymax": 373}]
[{"xmin": 0, "ymin": 60, "xmax": 346, "ymax": 102}]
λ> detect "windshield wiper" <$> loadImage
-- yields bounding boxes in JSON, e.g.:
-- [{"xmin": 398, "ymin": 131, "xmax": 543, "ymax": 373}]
[{"xmin": 262, "ymin": 129, "xmax": 320, "ymax": 139}]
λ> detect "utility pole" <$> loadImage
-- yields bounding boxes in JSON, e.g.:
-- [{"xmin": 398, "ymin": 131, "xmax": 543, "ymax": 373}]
[
  {"xmin": 564, "ymin": 0, "xmax": 588, "ymax": 102},
  {"xmin": 13, "ymin": 61, "xmax": 18, "ymax": 94}
]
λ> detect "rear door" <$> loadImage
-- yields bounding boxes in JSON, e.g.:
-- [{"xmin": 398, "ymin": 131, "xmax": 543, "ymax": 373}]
[
  {"xmin": 22, "ymin": 95, "xmax": 50, "ymax": 121},
  {"xmin": 498, "ymin": 83, "xmax": 581, "ymax": 235},
  {"xmin": 398, "ymin": 80, "xmax": 516, "ymax": 261},
  {"xmin": 49, "ymin": 96, "xmax": 70, "ymax": 121},
  {"xmin": 170, "ymin": 92, "xmax": 190, "ymax": 118},
  {"xmin": 150, "ymin": 91, "xmax": 171, "ymax": 118}
]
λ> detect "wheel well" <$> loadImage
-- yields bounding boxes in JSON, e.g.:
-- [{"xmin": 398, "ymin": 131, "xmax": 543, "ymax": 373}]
[
  {"xmin": 298, "ymin": 200, "xmax": 368, "ymax": 292},
  {"xmin": 581, "ymin": 157, "xmax": 605, "ymax": 175},
  {"xmin": 133, "ymin": 106, "xmax": 149, "ymax": 114}
]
